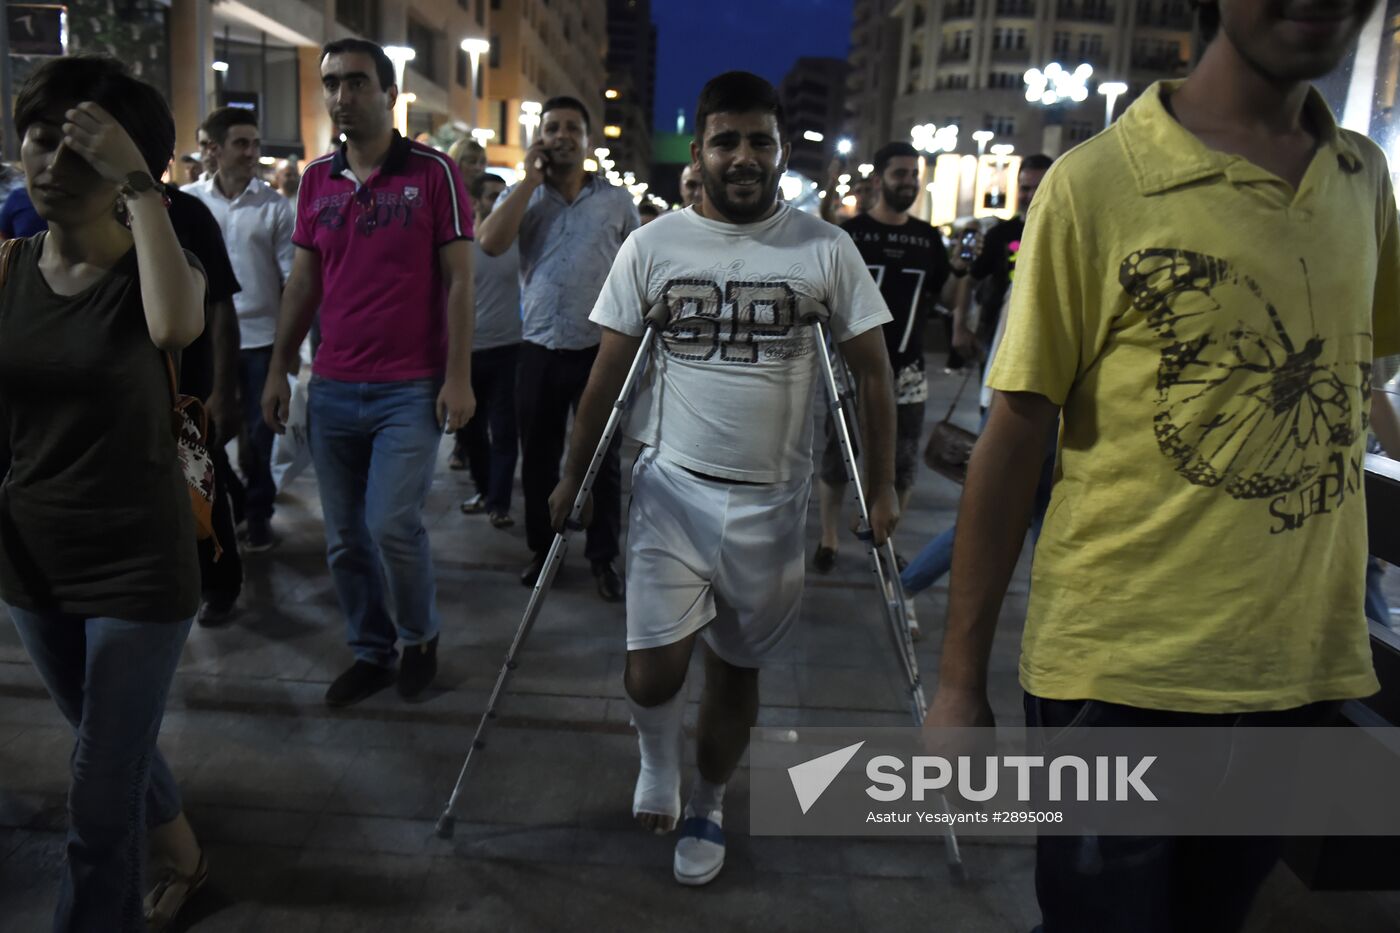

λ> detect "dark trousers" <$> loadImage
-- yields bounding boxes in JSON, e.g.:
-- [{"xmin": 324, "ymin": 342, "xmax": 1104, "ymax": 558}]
[
  {"xmin": 1025, "ymin": 692, "xmax": 1340, "ymax": 933},
  {"xmin": 238, "ymin": 347, "xmax": 276, "ymax": 522},
  {"xmin": 463, "ymin": 343, "xmax": 520, "ymax": 515},
  {"xmin": 198, "ymin": 427, "xmax": 243, "ymax": 602},
  {"xmin": 516, "ymin": 341, "xmax": 620, "ymax": 562}
]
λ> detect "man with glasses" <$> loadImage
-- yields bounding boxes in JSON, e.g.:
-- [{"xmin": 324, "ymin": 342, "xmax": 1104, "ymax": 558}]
[{"xmin": 261, "ymin": 38, "xmax": 475, "ymax": 707}]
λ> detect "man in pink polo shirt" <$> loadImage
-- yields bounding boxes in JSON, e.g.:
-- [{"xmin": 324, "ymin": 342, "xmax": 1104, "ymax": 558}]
[{"xmin": 261, "ymin": 37, "xmax": 475, "ymax": 707}]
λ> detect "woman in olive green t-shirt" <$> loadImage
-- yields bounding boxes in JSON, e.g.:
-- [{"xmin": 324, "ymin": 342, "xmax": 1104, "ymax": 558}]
[{"xmin": 0, "ymin": 56, "xmax": 208, "ymax": 933}]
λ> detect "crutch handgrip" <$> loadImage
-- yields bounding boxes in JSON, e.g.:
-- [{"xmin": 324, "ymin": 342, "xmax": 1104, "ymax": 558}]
[
  {"xmin": 797, "ymin": 294, "xmax": 832, "ymax": 325},
  {"xmin": 643, "ymin": 298, "xmax": 672, "ymax": 330},
  {"xmin": 564, "ymin": 518, "xmax": 586, "ymax": 532}
]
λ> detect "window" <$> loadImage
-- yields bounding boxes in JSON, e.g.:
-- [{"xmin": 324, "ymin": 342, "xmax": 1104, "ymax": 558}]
[
  {"xmin": 457, "ymin": 47, "xmax": 468, "ymax": 87},
  {"xmin": 1052, "ymin": 30, "xmax": 1070, "ymax": 55},
  {"xmin": 489, "ymin": 34, "xmax": 501, "ymax": 68},
  {"xmin": 335, "ymin": 0, "xmax": 379, "ymax": 38},
  {"xmin": 984, "ymin": 113, "xmax": 1016, "ymax": 135},
  {"xmin": 406, "ymin": 19, "xmax": 440, "ymax": 83},
  {"xmin": 1067, "ymin": 119, "xmax": 1096, "ymax": 143}
]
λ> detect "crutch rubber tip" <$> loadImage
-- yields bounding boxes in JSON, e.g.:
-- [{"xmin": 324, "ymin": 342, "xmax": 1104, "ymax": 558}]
[
  {"xmin": 948, "ymin": 861, "xmax": 968, "ymax": 884},
  {"xmin": 473, "ymin": 738, "xmax": 487, "ymax": 748},
  {"xmin": 435, "ymin": 815, "xmax": 456, "ymax": 839}
]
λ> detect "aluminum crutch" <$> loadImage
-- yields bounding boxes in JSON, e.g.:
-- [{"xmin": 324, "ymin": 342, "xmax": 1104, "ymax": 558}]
[
  {"xmin": 435, "ymin": 302, "xmax": 670, "ymax": 839},
  {"xmin": 808, "ymin": 314, "xmax": 966, "ymax": 880}
]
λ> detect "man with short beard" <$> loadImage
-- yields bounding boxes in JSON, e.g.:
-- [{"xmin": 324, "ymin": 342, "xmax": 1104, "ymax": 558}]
[
  {"xmin": 814, "ymin": 141, "xmax": 951, "ymax": 592},
  {"xmin": 550, "ymin": 71, "xmax": 898, "ymax": 887},
  {"xmin": 928, "ymin": 0, "xmax": 1400, "ymax": 927},
  {"xmin": 479, "ymin": 95, "xmax": 638, "ymax": 601}
]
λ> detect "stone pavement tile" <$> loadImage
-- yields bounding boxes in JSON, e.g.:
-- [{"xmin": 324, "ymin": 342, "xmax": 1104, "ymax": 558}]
[
  {"xmin": 186, "ymin": 802, "xmax": 319, "ymax": 851},
  {"xmin": 438, "ymin": 729, "xmax": 592, "ymax": 827},
  {"xmin": 845, "ymin": 873, "xmax": 1032, "ymax": 933},
  {"xmin": 271, "ymin": 848, "xmax": 434, "ymax": 920},
  {"xmin": 305, "ymin": 812, "xmax": 442, "ymax": 857},
  {"xmin": 447, "ymin": 822, "xmax": 578, "ymax": 864},
  {"xmin": 413, "ymin": 857, "xmax": 863, "ymax": 933},
  {"xmin": 319, "ymin": 744, "xmax": 459, "ymax": 821},
  {"xmin": 180, "ymin": 741, "xmax": 356, "ymax": 815},
  {"xmin": 2, "ymin": 726, "xmax": 73, "ymax": 796},
  {"xmin": 0, "ymin": 830, "xmax": 62, "ymax": 926},
  {"xmin": 795, "ymin": 664, "xmax": 917, "ymax": 714}
]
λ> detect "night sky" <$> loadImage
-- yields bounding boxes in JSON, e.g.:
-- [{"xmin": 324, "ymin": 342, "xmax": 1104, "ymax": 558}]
[{"xmin": 651, "ymin": 0, "xmax": 855, "ymax": 132}]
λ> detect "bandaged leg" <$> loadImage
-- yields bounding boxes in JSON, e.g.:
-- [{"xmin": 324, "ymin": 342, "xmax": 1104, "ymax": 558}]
[{"xmin": 627, "ymin": 686, "xmax": 686, "ymax": 834}]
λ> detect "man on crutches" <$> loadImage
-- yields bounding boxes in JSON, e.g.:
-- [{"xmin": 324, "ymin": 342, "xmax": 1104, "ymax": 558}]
[{"xmin": 549, "ymin": 71, "xmax": 897, "ymax": 887}]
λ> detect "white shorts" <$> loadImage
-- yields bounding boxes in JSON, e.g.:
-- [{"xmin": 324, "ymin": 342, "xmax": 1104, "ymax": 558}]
[{"xmin": 625, "ymin": 449, "xmax": 810, "ymax": 668}]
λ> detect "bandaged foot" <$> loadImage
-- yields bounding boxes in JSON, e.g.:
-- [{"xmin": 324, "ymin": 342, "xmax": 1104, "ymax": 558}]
[{"xmin": 627, "ymin": 688, "xmax": 686, "ymax": 835}]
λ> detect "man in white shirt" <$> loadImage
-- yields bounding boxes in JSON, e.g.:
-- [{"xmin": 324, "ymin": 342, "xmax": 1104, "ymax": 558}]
[
  {"xmin": 550, "ymin": 71, "xmax": 898, "ymax": 887},
  {"xmin": 187, "ymin": 107, "xmax": 296, "ymax": 552}
]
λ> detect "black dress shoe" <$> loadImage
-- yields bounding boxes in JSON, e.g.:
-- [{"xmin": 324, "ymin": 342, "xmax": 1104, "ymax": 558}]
[
  {"xmin": 592, "ymin": 560, "xmax": 623, "ymax": 602},
  {"xmin": 813, "ymin": 545, "xmax": 837, "ymax": 574},
  {"xmin": 520, "ymin": 552, "xmax": 547, "ymax": 587},
  {"xmin": 398, "ymin": 635, "xmax": 439, "ymax": 700},
  {"xmin": 325, "ymin": 661, "xmax": 396, "ymax": 708}
]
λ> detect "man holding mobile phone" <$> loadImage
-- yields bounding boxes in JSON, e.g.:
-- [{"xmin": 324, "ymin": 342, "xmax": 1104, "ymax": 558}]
[{"xmin": 477, "ymin": 96, "xmax": 639, "ymax": 602}]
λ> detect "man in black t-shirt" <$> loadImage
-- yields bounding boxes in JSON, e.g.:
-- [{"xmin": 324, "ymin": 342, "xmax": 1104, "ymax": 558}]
[
  {"xmin": 963, "ymin": 153, "xmax": 1052, "ymax": 351},
  {"xmin": 167, "ymin": 186, "xmax": 245, "ymax": 626},
  {"xmin": 815, "ymin": 141, "xmax": 952, "ymax": 577}
]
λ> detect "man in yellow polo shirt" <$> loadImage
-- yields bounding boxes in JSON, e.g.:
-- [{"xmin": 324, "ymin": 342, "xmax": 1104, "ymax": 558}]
[{"xmin": 925, "ymin": 0, "xmax": 1399, "ymax": 928}]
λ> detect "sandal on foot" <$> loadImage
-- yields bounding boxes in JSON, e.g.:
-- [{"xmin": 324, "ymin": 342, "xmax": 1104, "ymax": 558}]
[
  {"xmin": 489, "ymin": 511, "xmax": 515, "ymax": 529},
  {"xmin": 674, "ymin": 809, "xmax": 725, "ymax": 886},
  {"xmin": 144, "ymin": 851, "xmax": 209, "ymax": 932},
  {"xmin": 459, "ymin": 494, "xmax": 486, "ymax": 514}
]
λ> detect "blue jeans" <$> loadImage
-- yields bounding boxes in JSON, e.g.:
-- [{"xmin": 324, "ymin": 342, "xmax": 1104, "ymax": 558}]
[
  {"xmin": 7, "ymin": 604, "xmax": 191, "ymax": 933},
  {"xmin": 1024, "ymin": 692, "xmax": 1338, "ymax": 933},
  {"xmin": 463, "ymin": 344, "xmax": 519, "ymax": 515},
  {"xmin": 1365, "ymin": 556, "xmax": 1390, "ymax": 625},
  {"xmin": 901, "ymin": 413, "xmax": 1057, "ymax": 595},
  {"xmin": 308, "ymin": 377, "xmax": 443, "ymax": 667},
  {"xmin": 238, "ymin": 347, "xmax": 277, "ymax": 523}
]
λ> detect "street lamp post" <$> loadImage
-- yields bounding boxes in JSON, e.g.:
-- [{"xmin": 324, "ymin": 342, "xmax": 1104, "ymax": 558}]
[
  {"xmin": 1097, "ymin": 81, "xmax": 1128, "ymax": 130},
  {"xmin": 519, "ymin": 100, "xmax": 542, "ymax": 149},
  {"xmin": 1024, "ymin": 62, "xmax": 1091, "ymax": 157},
  {"xmin": 461, "ymin": 38, "xmax": 491, "ymax": 130},
  {"xmin": 384, "ymin": 45, "xmax": 416, "ymax": 136}
]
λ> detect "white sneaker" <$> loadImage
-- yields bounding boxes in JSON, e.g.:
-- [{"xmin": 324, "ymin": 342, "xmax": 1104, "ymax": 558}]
[{"xmin": 673, "ymin": 807, "xmax": 725, "ymax": 886}]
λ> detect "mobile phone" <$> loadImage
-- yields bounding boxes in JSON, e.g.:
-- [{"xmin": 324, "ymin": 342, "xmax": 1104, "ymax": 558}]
[{"xmin": 959, "ymin": 229, "xmax": 978, "ymax": 262}]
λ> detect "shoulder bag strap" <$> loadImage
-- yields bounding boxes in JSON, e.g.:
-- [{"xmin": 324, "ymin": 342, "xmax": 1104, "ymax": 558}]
[{"xmin": 942, "ymin": 368, "xmax": 974, "ymax": 422}]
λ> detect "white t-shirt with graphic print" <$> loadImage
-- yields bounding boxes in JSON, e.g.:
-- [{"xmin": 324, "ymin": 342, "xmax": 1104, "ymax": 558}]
[{"xmin": 590, "ymin": 204, "xmax": 892, "ymax": 483}]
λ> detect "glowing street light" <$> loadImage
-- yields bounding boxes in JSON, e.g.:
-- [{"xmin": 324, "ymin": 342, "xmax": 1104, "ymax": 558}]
[
  {"xmin": 857, "ymin": 162, "xmax": 874, "ymax": 177},
  {"xmin": 211, "ymin": 60, "xmax": 229, "ymax": 73},
  {"xmin": 836, "ymin": 137, "xmax": 853, "ymax": 155},
  {"xmin": 460, "ymin": 38, "xmax": 491, "ymax": 128},
  {"xmin": 384, "ymin": 46, "xmax": 416, "ymax": 135},
  {"xmin": 1024, "ymin": 62, "xmax": 1093, "ymax": 106},
  {"xmin": 803, "ymin": 130, "xmax": 825, "ymax": 143},
  {"xmin": 990, "ymin": 143, "xmax": 1015, "ymax": 157},
  {"xmin": 971, "ymin": 129, "xmax": 994, "ymax": 157},
  {"xmin": 519, "ymin": 100, "xmax": 542, "ymax": 147},
  {"xmin": 470, "ymin": 127, "xmax": 496, "ymax": 147},
  {"xmin": 1098, "ymin": 80, "xmax": 1129, "ymax": 129},
  {"xmin": 911, "ymin": 122, "xmax": 959, "ymax": 154}
]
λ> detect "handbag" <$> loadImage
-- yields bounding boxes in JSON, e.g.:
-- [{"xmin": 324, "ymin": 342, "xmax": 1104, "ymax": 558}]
[
  {"xmin": 923, "ymin": 369, "xmax": 979, "ymax": 485},
  {"xmin": 164, "ymin": 353, "xmax": 220, "ymax": 555}
]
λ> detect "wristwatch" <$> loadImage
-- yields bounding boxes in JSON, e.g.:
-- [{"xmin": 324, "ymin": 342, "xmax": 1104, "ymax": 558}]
[{"xmin": 118, "ymin": 171, "xmax": 157, "ymax": 200}]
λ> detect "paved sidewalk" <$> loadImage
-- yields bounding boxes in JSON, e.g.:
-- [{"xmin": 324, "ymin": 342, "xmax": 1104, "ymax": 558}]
[{"xmin": 1, "ymin": 368, "xmax": 1398, "ymax": 932}]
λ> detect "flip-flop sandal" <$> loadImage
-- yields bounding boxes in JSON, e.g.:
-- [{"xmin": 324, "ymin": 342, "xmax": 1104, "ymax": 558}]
[
  {"xmin": 145, "ymin": 851, "xmax": 209, "ymax": 932},
  {"xmin": 490, "ymin": 512, "xmax": 515, "ymax": 529},
  {"xmin": 674, "ymin": 810, "xmax": 725, "ymax": 886}
]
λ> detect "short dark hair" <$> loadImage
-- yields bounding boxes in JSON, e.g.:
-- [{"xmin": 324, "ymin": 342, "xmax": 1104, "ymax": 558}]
[
  {"xmin": 638, "ymin": 202, "xmax": 662, "ymax": 219},
  {"xmin": 541, "ymin": 96, "xmax": 591, "ymax": 133},
  {"xmin": 469, "ymin": 171, "xmax": 506, "ymax": 200},
  {"xmin": 1021, "ymin": 153, "xmax": 1054, "ymax": 173},
  {"xmin": 321, "ymin": 38, "xmax": 395, "ymax": 91},
  {"xmin": 201, "ymin": 106, "xmax": 259, "ymax": 146},
  {"xmin": 872, "ymin": 141, "xmax": 919, "ymax": 177},
  {"xmin": 694, "ymin": 71, "xmax": 785, "ymax": 142},
  {"xmin": 15, "ymin": 55, "xmax": 174, "ymax": 179}
]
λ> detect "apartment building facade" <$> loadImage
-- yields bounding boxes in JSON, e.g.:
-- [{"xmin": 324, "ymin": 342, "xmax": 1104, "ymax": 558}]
[{"xmin": 867, "ymin": 0, "xmax": 1192, "ymax": 159}]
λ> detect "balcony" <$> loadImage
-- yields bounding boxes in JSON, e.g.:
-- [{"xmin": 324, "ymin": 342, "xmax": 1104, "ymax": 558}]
[
  {"xmin": 1131, "ymin": 51, "xmax": 1186, "ymax": 71},
  {"xmin": 1135, "ymin": 6, "xmax": 1192, "ymax": 28},
  {"xmin": 991, "ymin": 45, "xmax": 1030, "ymax": 62},
  {"xmin": 1056, "ymin": 1, "xmax": 1115, "ymax": 21},
  {"xmin": 995, "ymin": 0, "xmax": 1035, "ymax": 14},
  {"xmin": 943, "ymin": 1, "xmax": 976, "ymax": 19},
  {"xmin": 940, "ymin": 46, "xmax": 973, "ymax": 62}
]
